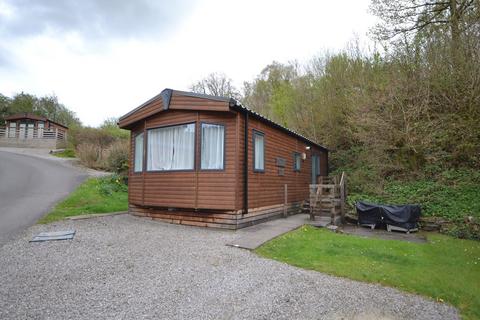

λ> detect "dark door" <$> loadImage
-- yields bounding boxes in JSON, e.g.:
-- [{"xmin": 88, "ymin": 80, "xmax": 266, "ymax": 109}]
[{"xmin": 311, "ymin": 155, "xmax": 320, "ymax": 184}]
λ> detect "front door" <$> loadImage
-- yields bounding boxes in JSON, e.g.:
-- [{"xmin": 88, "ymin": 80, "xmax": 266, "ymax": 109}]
[{"xmin": 311, "ymin": 155, "xmax": 320, "ymax": 184}]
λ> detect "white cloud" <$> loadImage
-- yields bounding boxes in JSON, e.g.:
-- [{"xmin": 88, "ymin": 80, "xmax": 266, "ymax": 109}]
[{"xmin": 0, "ymin": 0, "xmax": 376, "ymax": 126}]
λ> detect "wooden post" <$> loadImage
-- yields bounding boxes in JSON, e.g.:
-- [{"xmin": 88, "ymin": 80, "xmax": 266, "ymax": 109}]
[
  {"xmin": 283, "ymin": 184, "xmax": 288, "ymax": 218},
  {"xmin": 340, "ymin": 172, "xmax": 346, "ymax": 224}
]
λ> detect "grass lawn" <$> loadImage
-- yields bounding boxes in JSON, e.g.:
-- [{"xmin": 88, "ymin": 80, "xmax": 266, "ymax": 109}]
[
  {"xmin": 38, "ymin": 176, "xmax": 128, "ymax": 224},
  {"xmin": 52, "ymin": 149, "xmax": 76, "ymax": 158},
  {"xmin": 256, "ymin": 226, "xmax": 480, "ymax": 320}
]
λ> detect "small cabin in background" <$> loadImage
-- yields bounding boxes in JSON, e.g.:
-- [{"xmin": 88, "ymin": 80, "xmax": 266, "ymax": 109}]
[
  {"xmin": 119, "ymin": 89, "xmax": 328, "ymax": 229},
  {"xmin": 0, "ymin": 113, "xmax": 68, "ymax": 149}
]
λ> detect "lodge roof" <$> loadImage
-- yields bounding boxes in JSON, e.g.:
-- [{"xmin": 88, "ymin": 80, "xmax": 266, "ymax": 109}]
[
  {"xmin": 119, "ymin": 89, "xmax": 328, "ymax": 151},
  {"xmin": 5, "ymin": 113, "xmax": 69, "ymax": 129}
]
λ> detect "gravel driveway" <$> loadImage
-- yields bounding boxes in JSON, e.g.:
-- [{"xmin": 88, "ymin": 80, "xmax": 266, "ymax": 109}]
[{"xmin": 0, "ymin": 215, "xmax": 458, "ymax": 320}]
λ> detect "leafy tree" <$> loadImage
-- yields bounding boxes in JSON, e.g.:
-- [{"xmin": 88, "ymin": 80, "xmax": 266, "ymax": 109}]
[
  {"xmin": 0, "ymin": 94, "xmax": 11, "ymax": 126},
  {"xmin": 0, "ymin": 92, "xmax": 81, "ymax": 128},
  {"xmin": 99, "ymin": 117, "xmax": 129, "ymax": 140}
]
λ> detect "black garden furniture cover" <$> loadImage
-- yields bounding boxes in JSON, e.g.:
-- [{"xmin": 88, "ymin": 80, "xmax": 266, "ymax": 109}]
[{"xmin": 355, "ymin": 201, "xmax": 421, "ymax": 230}]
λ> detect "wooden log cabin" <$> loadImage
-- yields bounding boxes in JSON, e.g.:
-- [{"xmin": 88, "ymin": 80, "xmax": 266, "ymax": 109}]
[
  {"xmin": 118, "ymin": 89, "xmax": 328, "ymax": 229},
  {"xmin": 1, "ymin": 113, "xmax": 68, "ymax": 149}
]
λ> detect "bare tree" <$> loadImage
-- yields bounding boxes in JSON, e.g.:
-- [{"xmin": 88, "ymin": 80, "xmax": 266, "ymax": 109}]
[
  {"xmin": 371, "ymin": 0, "xmax": 479, "ymax": 75},
  {"xmin": 190, "ymin": 72, "xmax": 241, "ymax": 100},
  {"xmin": 371, "ymin": 0, "xmax": 477, "ymax": 40}
]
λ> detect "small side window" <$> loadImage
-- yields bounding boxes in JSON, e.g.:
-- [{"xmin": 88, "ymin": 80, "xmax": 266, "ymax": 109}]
[
  {"xmin": 293, "ymin": 153, "xmax": 301, "ymax": 171},
  {"xmin": 134, "ymin": 133, "xmax": 144, "ymax": 173},
  {"xmin": 253, "ymin": 131, "xmax": 265, "ymax": 172}
]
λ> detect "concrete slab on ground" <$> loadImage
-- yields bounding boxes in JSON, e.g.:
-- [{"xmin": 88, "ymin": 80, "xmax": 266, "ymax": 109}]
[{"xmin": 227, "ymin": 214, "xmax": 314, "ymax": 250}]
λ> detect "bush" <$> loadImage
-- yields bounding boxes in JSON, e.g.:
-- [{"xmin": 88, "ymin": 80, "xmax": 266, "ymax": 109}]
[
  {"xmin": 76, "ymin": 139, "xmax": 130, "ymax": 175},
  {"xmin": 96, "ymin": 174, "xmax": 128, "ymax": 196},
  {"xmin": 70, "ymin": 127, "xmax": 117, "ymax": 150},
  {"xmin": 104, "ymin": 140, "xmax": 129, "ymax": 176},
  {"xmin": 76, "ymin": 143, "xmax": 104, "ymax": 169}
]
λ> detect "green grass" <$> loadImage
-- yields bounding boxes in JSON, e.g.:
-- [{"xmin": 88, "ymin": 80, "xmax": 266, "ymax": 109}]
[
  {"xmin": 52, "ymin": 148, "xmax": 76, "ymax": 158},
  {"xmin": 256, "ymin": 226, "xmax": 480, "ymax": 320},
  {"xmin": 38, "ymin": 175, "xmax": 128, "ymax": 224}
]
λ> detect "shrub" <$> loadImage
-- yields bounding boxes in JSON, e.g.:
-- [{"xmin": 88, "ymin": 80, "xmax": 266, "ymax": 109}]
[
  {"xmin": 104, "ymin": 139, "xmax": 129, "ymax": 176},
  {"xmin": 76, "ymin": 143, "xmax": 104, "ymax": 169},
  {"xmin": 70, "ymin": 127, "xmax": 117, "ymax": 150},
  {"xmin": 96, "ymin": 174, "xmax": 128, "ymax": 196}
]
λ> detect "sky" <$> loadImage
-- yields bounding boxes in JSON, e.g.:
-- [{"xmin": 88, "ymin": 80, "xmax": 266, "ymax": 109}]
[{"xmin": 0, "ymin": 0, "xmax": 377, "ymax": 127}]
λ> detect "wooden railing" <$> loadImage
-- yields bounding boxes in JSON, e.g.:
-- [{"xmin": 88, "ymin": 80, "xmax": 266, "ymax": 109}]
[
  {"xmin": 339, "ymin": 171, "xmax": 347, "ymax": 222},
  {"xmin": 309, "ymin": 172, "xmax": 347, "ymax": 225},
  {"xmin": 0, "ymin": 127, "xmax": 66, "ymax": 140}
]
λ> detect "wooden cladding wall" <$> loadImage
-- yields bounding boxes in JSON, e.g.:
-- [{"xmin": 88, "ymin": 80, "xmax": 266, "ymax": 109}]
[
  {"xmin": 169, "ymin": 95, "xmax": 229, "ymax": 112},
  {"xmin": 236, "ymin": 115, "xmax": 327, "ymax": 212},
  {"xmin": 120, "ymin": 98, "xmax": 164, "ymax": 128},
  {"xmin": 128, "ymin": 109, "xmax": 237, "ymax": 210},
  {"xmin": 129, "ymin": 122, "xmax": 144, "ymax": 205},
  {"xmin": 119, "ymin": 92, "xmax": 229, "ymax": 128}
]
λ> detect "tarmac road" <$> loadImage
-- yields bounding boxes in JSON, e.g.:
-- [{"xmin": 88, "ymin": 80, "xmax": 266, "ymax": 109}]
[{"xmin": 0, "ymin": 150, "xmax": 86, "ymax": 245}]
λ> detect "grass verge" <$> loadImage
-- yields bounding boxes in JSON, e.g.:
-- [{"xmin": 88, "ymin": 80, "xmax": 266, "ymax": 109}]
[
  {"xmin": 256, "ymin": 226, "xmax": 480, "ymax": 320},
  {"xmin": 52, "ymin": 149, "xmax": 76, "ymax": 158},
  {"xmin": 38, "ymin": 175, "xmax": 128, "ymax": 224}
]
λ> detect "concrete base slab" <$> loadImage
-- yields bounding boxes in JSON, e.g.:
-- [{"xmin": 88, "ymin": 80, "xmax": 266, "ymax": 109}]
[
  {"xmin": 309, "ymin": 216, "xmax": 331, "ymax": 227},
  {"xmin": 227, "ymin": 214, "xmax": 312, "ymax": 250}
]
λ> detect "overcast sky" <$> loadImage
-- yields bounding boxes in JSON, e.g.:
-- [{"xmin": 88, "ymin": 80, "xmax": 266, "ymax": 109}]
[{"xmin": 0, "ymin": 0, "xmax": 376, "ymax": 126}]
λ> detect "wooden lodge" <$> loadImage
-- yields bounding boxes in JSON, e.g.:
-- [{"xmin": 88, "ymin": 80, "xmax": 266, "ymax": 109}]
[
  {"xmin": 118, "ymin": 89, "xmax": 329, "ymax": 229},
  {"xmin": 0, "ymin": 113, "xmax": 68, "ymax": 149}
]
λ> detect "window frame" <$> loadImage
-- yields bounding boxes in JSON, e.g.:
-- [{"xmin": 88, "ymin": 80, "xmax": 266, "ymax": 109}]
[
  {"xmin": 200, "ymin": 122, "xmax": 226, "ymax": 171},
  {"xmin": 145, "ymin": 122, "xmax": 197, "ymax": 172},
  {"xmin": 293, "ymin": 152, "xmax": 301, "ymax": 172},
  {"xmin": 252, "ymin": 129, "xmax": 265, "ymax": 173},
  {"xmin": 133, "ymin": 132, "xmax": 144, "ymax": 174}
]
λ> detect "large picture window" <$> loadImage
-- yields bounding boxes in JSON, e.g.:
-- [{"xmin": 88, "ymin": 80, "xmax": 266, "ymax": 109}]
[
  {"xmin": 134, "ymin": 133, "xmax": 144, "ymax": 173},
  {"xmin": 201, "ymin": 123, "xmax": 225, "ymax": 170},
  {"xmin": 147, "ymin": 123, "xmax": 195, "ymax": 171},
  {"xmin": 253, "ymin": 130, "xmax": 265, "ymax": 172}
]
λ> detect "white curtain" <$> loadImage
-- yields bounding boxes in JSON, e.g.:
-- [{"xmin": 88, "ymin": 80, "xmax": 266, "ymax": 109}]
[
  {"xmin": 201, "ymin": 124, "xmax": 224, "ymax": 169},
  {"xmin": 254, "ymin": 133, "xmax": 264, "ymax": 170},
  {"xmin": 147, "ymin": 123, "xmax": 195, "ymax": 171},
  {"xmin": 134, "ymin": 133, "xmax": 144, "ymax": 172}
]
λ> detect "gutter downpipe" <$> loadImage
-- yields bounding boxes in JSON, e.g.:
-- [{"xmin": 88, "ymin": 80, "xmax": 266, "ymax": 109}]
[{"xmin": 243, "ymin": 111, "xmax": 249, "ymax": 216}]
